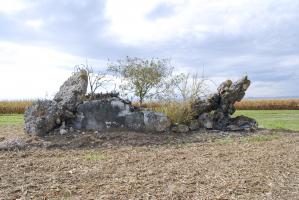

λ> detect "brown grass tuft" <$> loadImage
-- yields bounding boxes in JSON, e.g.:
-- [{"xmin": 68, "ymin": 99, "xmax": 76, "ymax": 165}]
[{"xmin": 141, "ymin": 101, "xmax": 195, "ymax": 125}]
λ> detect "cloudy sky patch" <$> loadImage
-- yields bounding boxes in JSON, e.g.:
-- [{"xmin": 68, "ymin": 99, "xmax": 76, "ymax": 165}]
[{"xmin": 0, "ymin": 0, "xmax": 298, "ymax": 99}]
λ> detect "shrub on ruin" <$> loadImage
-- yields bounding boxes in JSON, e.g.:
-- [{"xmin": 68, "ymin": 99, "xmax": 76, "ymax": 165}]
[
  {"xmin": 108, "ymin": 57, "xmax": 175, "ymax": 105},
  {"xmin": 145, "ymin": 72, "xmax": 210, "ymax": 125},
  {"xmin": 75, "ymin": 62, "xmax": 110, "ymax": 100}
]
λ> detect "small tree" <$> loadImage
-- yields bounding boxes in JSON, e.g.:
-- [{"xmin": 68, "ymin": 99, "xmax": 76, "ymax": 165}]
[
  {"xmin": 108, "ymin": 57, "xmax": 173, "ymax": 105},
  {"xmin": 173, "ymin": 72, "xmax": 210, "ymax": 102},
  {"xmin": 75, "ymin": 62, "xmax": 109, "ymax": 100},
  {"xmin": 152, "ymin": 72, "xmax": 211, "ymax": 125}
]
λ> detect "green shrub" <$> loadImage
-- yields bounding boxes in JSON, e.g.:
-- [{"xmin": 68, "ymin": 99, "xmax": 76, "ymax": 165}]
[{"xmin": 85, "ymin": 152, "xmax": 105, "ymax": 161}]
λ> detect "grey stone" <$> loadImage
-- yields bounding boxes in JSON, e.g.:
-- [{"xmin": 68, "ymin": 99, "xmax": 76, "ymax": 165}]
[
  {"xmin": 60, "ymin": 128, "xmax": 68, "ymax": 135},
  {"xmin": 24, "ymin": 71, "xmax": 88, "ymax": 136},
  {"xmin": 198, "ymin": 113, "xmax": 214, "ymax": 129},
  {"xmin": 172, "ymin": 124, "xmax": 189, "ymax": 133},
  {"xmin": 23, "ymin": 70, "xmax": 180, "ymax": 135},
  {"xmin": 192, "ymin": 76, "xmax": 257, "ymax": 131},
  {"xmin": 69, "ymin": 98, "xmax": 134, "ymax": 131},
  {"xmin": 143, "ymin": 111, "xmax": 171, "ymax": 132},
  {"xmin": 125, "ymin": 112, "xmax": 144, "ymax": 131},
  {"xmin": 0, "ymin": 138, "xmax": 26, "ymax": 151},
  {"xmin": 24, "ymin": 100, "xmax": 60, "ymax": 136},
  {"xmin": 69, "ymin": 98, "xmax": 171, "ymax": 132},
  {"xmin": 189, "ymin": 120, "xmax": 200, "ymax": 131},
  {"xmin": 54, "ymin": 70, "xmax": 88, "ymax": 114},
  {"xmin": 192, "ymin": 93, "xmax": 220, "ymax": 117},
  {"xmin": 226, "ymin": 115, "xmax": 258, "ymax": 131},
  {"xmin": 59, "ymin": 122, "xmax": 68, "ymax": 135}
]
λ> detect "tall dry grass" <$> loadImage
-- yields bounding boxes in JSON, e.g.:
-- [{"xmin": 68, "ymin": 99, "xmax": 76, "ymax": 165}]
[
  {"xmin": 1, "ymin": 98, "xmax": 298, "ymax": 117},
  {"xmin": 140, "ymin": 101, "xmax": 195, "ymax": 125},
  {"xmin": 0, "ymin": 100, "xmax": 33, "ymax": 114},
  {"xmin": 235, "ymin": 99, "xmax": 299, "ymax": 110}
]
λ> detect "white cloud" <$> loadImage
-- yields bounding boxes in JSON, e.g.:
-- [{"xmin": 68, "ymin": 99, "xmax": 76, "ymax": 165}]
[
  {"xmin": 0, "ymin": 0, "xmax": 298, "ymax": 99},
  {"xmin": 247, "ymin": 80, "xmax": 298, "ymax": 98},
  {"xmin": 0, "ymin": 0, "xmax": 28, "ymax": 14},
  {"xmin": 25, "ymin": 19, "xmax": 43, "ymax": 29},
  {"xmin": 279, "ymin": 55, "xmax": 299, "ymax": 67},
  {"xmin": 0, "ymin": 41, "xmax": 106, "ymax": 100},
  {"xmin": 104, "ymin": 0, "xmax": 297, "ymax": 45},
  {"xmin": 104, "ymin": 0, "xmax": 189, "ymax": 45}
]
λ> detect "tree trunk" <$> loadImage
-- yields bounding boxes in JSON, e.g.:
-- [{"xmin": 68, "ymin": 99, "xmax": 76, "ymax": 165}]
[{"xmin": 139, "ymin": 97, "xmax": 143, "ymax": 107}]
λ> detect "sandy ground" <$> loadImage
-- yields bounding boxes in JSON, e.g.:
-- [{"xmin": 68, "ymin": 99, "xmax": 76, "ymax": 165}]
[{"xmin": 0, "ymin": 125, "xmax": 298, "ymax": 200}]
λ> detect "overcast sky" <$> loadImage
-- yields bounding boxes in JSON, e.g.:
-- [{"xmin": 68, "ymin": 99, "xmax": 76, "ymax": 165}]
[{"xmin": 0, "ymin": 0, "xmax": 298, "ymax": 100}]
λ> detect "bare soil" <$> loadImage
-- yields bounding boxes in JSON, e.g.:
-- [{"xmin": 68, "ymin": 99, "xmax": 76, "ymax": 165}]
[{"xmin": 0, "ymin": 125, "xmax": 298, "ymax": 200}]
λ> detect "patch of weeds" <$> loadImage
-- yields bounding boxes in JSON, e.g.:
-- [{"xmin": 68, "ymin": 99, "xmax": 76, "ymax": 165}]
[
  {"xmin": 242, "ymin": 135, "xmax": 280, "ymax": 143},
  {"xmin": 215, "ymin": 137, "xmax": 234, "ymax": 145},
  {"xmin": 61, "ymin": 189, "xmax": 72, "ymax": 199},
  {"xmin": 85, "ymin": 152, "xmax": 105, "ymax": 161}
]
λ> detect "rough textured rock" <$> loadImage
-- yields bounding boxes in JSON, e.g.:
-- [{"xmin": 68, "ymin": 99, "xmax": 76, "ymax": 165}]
[
  {"xmin": 172, "ymin": 124, "xmax": 189, "ymax": 133},
  {"xmin": 143, "ymin": 111, "xmax": 171, "ymax": 132},
  {"xmin": 69, "ymin": 97, "xmax": 135, "ymax": 130},
  {"xmin": 24, "ymin": 71, "xmax": 171, "ymax": 135},
  {"xmin": 125, "ymin": 112, "xmax": 145, "ymax": 131},
  {"xmin": 0, "ymin": 138, "xmax": 26, "ymax": 151},
  {"xmin": 24, "ymin": 100, "xmax": 60, "ymax": 136},
  {"xmin": 69, "ymin": 98, "xmax": 171, "ymax": 132},
  {"xmin": 189, "ymin": 120, "xmax": 200, "ymax": 131},
  {"xmin": 193, "ymin": 76, "xmax": 257, "ymax": 131},
  {"xmin": 226, "ymin": 115, "xmax": 258, "ymax": 131},
  {"xmin": 198, "ymin": 113, "xmax": 214, "ymax": 129},
  {"xmin": 24, "ymin": 71, "xmax": 257, "ymax": 136},
  {"xmin": 24, "ymin": 71, "xmax": 88, "ymax": 136},
  {"xmin": 54, "ymin": 70, "xmax": 88, "ymax": 113}
]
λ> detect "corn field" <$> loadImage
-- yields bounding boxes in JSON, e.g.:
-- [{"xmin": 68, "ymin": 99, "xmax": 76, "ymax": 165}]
[
  {"xmin": 0, "ymin": 99, "xmax": 298, "ymax": 115},
  {"xmin": 235, "ymin": 99, "xmax": 299, "ymax": 110},
  {"xmin": 0, "ymin": 100, "xmax": 33, "ymax": 114}
]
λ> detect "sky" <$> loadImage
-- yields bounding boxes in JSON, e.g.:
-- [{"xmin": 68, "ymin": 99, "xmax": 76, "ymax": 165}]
[{"xmin": 0, "ymin": 0, "xmax": 298, "ymax": 100}]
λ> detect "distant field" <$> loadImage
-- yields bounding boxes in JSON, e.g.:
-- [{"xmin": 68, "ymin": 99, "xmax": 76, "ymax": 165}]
[
  {"xmin": 0, "ymin": 99, "xmax": 299, "ymax": 114},
  {"xmin": 0, "ymin": 114, "xmax": 24, "ymax": 126},
  {"xmin": 1, "ymin": 110, "xmax": 299, "ymax": 131},
  {"xmin": 0, "ymin": 100, "xmax": 32, "ymax": 114},
  {"xmin": 235, "ymin": 110, "xmax": 299, "ymax": 131},
  {"xmin": 235, "ymin": 99, "xmax": 299, "ymax": 110}
]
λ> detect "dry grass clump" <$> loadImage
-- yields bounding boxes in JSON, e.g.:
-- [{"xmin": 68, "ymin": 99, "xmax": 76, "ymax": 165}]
[
  {"xmin": 235, "ymin": 99, "xmax": 299, "ymax": 110},
  {"xmin": 0, "ymin": 100, "xmax": 33, "ymax": 114},
  {"xmin": 138, "ymin": 72, "xmax": 208, "ymax": 125},
  {"xmin": 142, "ymin": 101, "xmax": 195, "ymax": 125}
]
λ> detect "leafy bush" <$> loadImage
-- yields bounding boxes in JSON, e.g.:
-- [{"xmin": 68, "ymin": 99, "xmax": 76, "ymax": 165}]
[{"xmin": 109, "ymin": 57, "xmax": 174, "ymax": 105}]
